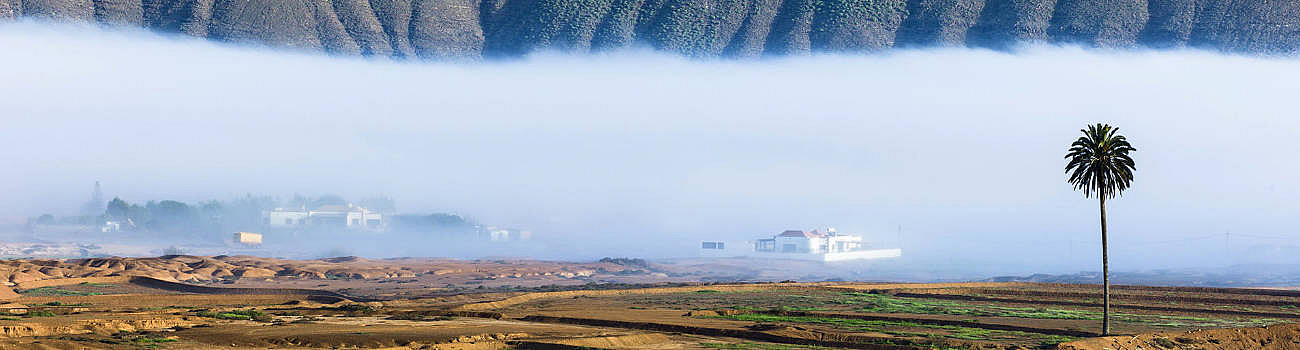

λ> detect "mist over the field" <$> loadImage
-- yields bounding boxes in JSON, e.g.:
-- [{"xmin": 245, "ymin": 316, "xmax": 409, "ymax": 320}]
[{"xmin": 2, "ymin": 21, "xmax": 1298, "ymax": 279}]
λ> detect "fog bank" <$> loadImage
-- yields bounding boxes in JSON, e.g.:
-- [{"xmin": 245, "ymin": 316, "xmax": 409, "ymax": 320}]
[{"xmin": 2, "ymin": 21, "xmax": 1299, "ymax": 278}]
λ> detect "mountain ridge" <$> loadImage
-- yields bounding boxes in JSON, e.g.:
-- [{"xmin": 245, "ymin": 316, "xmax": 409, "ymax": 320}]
[{"xmin": 2, "ymin": 0, "xmax": 1297, "ymax": 58}]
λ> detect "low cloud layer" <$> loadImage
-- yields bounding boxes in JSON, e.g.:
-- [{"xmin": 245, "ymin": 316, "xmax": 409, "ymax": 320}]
[{"xmin": 2, "ymin": 21, "xmax": 1298, "ymax": 276}]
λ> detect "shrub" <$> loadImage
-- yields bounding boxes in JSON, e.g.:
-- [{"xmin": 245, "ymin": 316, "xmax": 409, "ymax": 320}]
[
  {"xmin": 336, "ymin": 304, "xmax": 377, "ymax": 314},
  {"xmin": 196, "ymin": 309, "xmax": 272, "ymax": 322}
]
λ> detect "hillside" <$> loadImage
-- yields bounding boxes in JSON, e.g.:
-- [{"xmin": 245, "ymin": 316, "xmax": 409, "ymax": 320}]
[{"xmin": 1, "ymin": 0, "xmax": 1298, "ymax": 58}]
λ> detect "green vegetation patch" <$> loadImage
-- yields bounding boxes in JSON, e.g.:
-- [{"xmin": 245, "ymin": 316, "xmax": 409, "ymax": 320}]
[
  {"xmin": 18, "ymin": 287, "xmax": 104, "ymax": 296},
  {"xmin": 836, "ymin": 292, "xmax": 1282, "ymax": 328},
  {"xmin": 701, "ymin": 342, "xmax": 839, "ymax": 350},
  {"xmin": 707, "ymin": 313, "xmax": 1070, "ymax": 342},
  {"xmin": 632, "ymin": 289, "xmax": 1281, "ymax": 331},
  {"xmin": 335, "ymin": 304, "xmax": 378, "ymax": 314},
  {"xmin": 39, "ymin": 301, "xmax": 91, "ymax": 307},
  {"xmin": 132, "ymin": 337, "xmax": 178, "ymax": 343},
  {"xmin": 140, "ymin": 305, "xmax": 201, "ymax": 311},
  {"xmin": 196, "ymin": 309, "xmax": 272, "ymax": 322},
  {"xmin": 841, "ymin": 292, "xmax": 1097, "ymax": 320}
]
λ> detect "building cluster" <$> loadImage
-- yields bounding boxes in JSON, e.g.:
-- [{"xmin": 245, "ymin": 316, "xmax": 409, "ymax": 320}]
[
  {"xmin": 263, "ymin": 205, "xmax": 531, "ymax": 242},
  {"xmin": 481, "ymin": 226, "xmax": 533, "ymax": 242},
  {"xmin": 266, "ymin": 205, "xmax": 385, "ymax": 231},
  {"xmin": 701, "ymin": 228, "xmax": 901, "ymax": 262}
]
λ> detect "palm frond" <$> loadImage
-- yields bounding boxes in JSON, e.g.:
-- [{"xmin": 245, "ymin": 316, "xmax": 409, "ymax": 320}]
[{"xmin": 1065, "ymin": 123, "xmax": 1137, "ymax": 199}]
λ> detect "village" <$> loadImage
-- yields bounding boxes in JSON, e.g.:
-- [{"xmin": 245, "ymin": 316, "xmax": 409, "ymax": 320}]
[
  {"xmin": 701, "ymin": 228, "xmax": 902, "ymax": 262},
  {"xmin": 11, "ymin": 183, "xmax": 533, "ymax": 259},
  {"xmin": 11, "ymin": 183, "xmax": 906, "ymax": 264}
]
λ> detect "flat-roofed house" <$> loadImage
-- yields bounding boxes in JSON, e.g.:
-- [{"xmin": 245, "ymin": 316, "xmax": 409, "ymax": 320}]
[
  {"xmin": 704, "ymin": 228, "xmax": 899, "ymax": 262},
  {"xmin": 265, "ymin": 204, "xmax": 384, "ymax": 231},
  {"xmin": 232, "ymin": 232, "xmax": 263, "ymax": 246}
]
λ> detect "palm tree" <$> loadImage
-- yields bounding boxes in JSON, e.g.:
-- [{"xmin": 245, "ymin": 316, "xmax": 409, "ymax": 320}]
[{"xmin": 1065, "ymin": 123, "xmax": 1136, "ymax": 336}]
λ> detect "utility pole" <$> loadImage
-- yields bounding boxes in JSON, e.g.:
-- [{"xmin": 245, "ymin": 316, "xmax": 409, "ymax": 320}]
[
  {"xmin": 1225, "ymin": 230, "xmax": 1231, "ymax": 266},
  {"xmin": 897, "ymin": 225, "xmax": 903, "ymax": 250}
]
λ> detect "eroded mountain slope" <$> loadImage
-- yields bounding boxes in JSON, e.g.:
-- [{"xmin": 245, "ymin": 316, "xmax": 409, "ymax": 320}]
[{"xmin": 1, "ymin": 0, "xmax": 1297, "ymax": 58}]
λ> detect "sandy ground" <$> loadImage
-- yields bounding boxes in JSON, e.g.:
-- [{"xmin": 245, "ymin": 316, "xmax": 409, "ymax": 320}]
[
  {"xmin": 0, "ymin": 256, "xmax": 1295, "ymax": 349},
  {"xmin": 1058, "ymin": 323, "xmax": 1300, "ymax": 350}
]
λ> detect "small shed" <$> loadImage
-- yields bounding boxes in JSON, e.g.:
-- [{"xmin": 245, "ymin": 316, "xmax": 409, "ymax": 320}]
[{"xmin": 232, "ymin": 232, "xmax": 263, "ymax": 247}]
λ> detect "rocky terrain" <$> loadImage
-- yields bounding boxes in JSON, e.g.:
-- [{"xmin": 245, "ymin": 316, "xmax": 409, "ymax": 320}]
[{"xmin": 1, "ymin": 0, "xmax": 1298, "ymax": 58}]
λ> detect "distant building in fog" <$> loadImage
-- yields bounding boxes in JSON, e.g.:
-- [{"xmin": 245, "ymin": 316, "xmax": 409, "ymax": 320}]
[
  {"xmin": 701, "ymin": 228, "xmax": 900, "ymax": 262},
  {"xmin": 481, "ymin": 226, "xmax": 532, "ymax": 242},
  {"xmin": 232, "ymin": 232, "xmax": 263, "ymax": 247},
  {"xmin": 265, "ymin": 204, "xmax": 384, "ymax": 231},
  {"xmin": 80, "ymin": 181, "xmax": 105, "ymax": 216},
  {"xmin": 389, "ymin": 213, "xmax": 470, "ymax": 233}
]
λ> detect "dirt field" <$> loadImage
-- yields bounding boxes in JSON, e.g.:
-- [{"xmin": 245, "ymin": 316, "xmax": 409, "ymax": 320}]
[{"xmin": 0, "ymin": 256, "xmax": 1296, "ymax": 349}]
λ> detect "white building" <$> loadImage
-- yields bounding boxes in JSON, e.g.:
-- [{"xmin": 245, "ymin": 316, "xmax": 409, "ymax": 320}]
[
  {"xmin": 232, "ymin": 232, "xmax": 263, "ymax": 247},
  {"xmin": 483, "ymin": 226, "xmax": 532, "ymax": 242},
  {"xmin": 265, "ymin": 204, "xmax": 384, "ymax": 230},
  {"xmin": 702, "ymin": 228, "xmax": 900, "ymax": 262}
]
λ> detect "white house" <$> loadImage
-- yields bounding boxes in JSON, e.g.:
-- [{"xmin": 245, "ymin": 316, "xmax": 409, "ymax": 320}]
[
  {"xmin": 702, "ymin": 228, "xmax": 900, "ymax": 262},
  {"xmin": 268, "ymin": 210, "xmax": 310, "ymax": 227},
  {"xmin": 483, "ymin": 226, "xmax": 532, "ymax": 242},
  {"xmin": 232, "ymin": 232, "xmax": 263, "ymax": 247},
  {"xmin": 265, "ymin": 204, "xmax": 384, "ymax": 231}
]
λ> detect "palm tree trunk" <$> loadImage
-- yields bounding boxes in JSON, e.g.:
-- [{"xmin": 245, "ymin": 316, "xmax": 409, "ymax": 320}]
[{"xmin": 1100, "ymin": 195, "xmax": 1110, "ymax": 335}]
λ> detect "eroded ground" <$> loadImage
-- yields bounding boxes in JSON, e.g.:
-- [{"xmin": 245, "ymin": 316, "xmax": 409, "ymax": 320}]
[{"xmin": 0, "ymin": 256, "xmax": 1297, "ymax": 349}]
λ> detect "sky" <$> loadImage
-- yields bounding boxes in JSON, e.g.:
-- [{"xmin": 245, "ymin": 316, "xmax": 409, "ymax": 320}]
[{"xmin": 1, "ymin": 21, "xmax": 1298, "ymax": 276}]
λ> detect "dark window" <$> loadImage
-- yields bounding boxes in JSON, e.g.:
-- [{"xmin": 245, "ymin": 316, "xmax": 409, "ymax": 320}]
[{"xmin": 284, "ymin": 218, "xmax": 293, "ymax": 225}]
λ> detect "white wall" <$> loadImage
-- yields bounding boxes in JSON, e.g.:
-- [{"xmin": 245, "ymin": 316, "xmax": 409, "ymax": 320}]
[{"xmin": 268, "ymin": 211, "xmax": 308, "ymax": 227}]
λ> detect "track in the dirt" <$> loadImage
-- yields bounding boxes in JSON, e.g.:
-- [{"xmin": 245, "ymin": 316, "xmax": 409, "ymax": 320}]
[
  {"xmin": 518, "ymin": 315, "xmax": 929, "ymax": 350},
  {"xmin": 126, "ymin": 277, "xmax": 380, "ymax": 302}
]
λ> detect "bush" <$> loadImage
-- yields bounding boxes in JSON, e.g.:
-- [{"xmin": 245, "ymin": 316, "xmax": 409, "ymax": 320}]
[
  {"xmin": 599, "ymin": 257, "xmax": 650, "ymax": 268},
  {"xmin": 196, "ymin": 309, "xmax": 272, "ymax": 322},
  {"xmin": 41, "ymin": 301, "xmax": 91, "ymax": 307},
  {"xmin": 335, "ymin": 304, "xmax": 377, "ymax": 314},
  {"xmin": 18, "ymin": 287, "xmax": 103, "ymax": 296},
  {"xmin": 132, "ymin": 337, "xmax": 178, "ymax": 344}
]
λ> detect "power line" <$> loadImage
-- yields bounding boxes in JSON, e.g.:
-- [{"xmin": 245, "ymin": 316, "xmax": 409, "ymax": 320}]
[
  {"xmin": 1118, "ymin": 234, "xmax": 1221, "ymax": 247},
  {"xmin": 1231, "ymin": 233, "xmax": 1295, "ymax": 240}
]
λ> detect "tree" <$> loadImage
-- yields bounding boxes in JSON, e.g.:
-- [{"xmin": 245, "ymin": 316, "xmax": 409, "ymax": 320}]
[
  {"xmin": 358, "ymin": 196, "xmax": 396, "ymax": 213},
  {"xmin": 106, "ymin": 197, "xmax": 129, "ymax": 219},
  {"xmin": 126, "ymin": 204, "xmax": 151, "ymax": 227},
  {"xmin": 310, "ymin": 195, "xmax": 348, "ymax": 209},
  {"xmin": 35, "ymin": 214, "xmax": 55, "ymax": 225},
  {"xmin": 149, "ymin": 200, "xmax": 196, "ymax": 232},
  {"xmin": 1065, "ymin": 123, "xmax": 1136, "ymax": 335}
]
